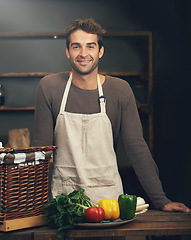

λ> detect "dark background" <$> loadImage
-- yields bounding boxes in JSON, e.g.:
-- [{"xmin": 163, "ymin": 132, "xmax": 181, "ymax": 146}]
[{"xmin": 0, "ymin": 0, "xmax": 190, "ymax": 208}]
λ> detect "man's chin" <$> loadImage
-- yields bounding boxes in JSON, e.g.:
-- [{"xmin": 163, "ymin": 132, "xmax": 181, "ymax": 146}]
[{"xmin": 73, "ymin": 67, "xmax": 97, "ymax": 75}]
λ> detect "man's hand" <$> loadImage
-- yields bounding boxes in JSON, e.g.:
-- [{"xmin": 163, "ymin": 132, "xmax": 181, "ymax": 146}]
[{"xmin": 161, "ymin": 202, "xmax": 191, "ymax": 214}]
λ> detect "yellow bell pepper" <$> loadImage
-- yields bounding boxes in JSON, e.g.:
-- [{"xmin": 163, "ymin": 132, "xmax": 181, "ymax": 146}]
[{"xmin": 98, "ymin": 199, "xmax": 120, "ymax": 220}]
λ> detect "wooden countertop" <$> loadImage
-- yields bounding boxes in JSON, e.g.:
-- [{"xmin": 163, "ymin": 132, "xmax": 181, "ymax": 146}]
[{"xmin": 0, "ymin": 210, "xmax": 191, "ymax": 239}]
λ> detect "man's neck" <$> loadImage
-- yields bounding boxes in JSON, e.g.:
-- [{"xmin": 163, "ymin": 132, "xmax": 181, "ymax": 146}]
[{"xmin": 71, "ymin": 71, "xmax": 105, "ymax": 90}]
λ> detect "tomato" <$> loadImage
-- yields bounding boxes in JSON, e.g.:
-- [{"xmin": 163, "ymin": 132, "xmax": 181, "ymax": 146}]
[{"xmin": 85, "ymin": 206, "xmax": 105, "ymax": 223}]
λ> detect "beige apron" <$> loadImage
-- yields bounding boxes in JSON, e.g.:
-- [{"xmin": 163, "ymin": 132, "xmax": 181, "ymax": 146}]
[{"xmin": 51, "ymin": 74, "xmax": 123, "ymax": 204}]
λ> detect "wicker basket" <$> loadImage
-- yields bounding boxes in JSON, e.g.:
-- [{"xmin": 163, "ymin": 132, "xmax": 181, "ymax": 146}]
[{"xmin": 0, "ymin": 146, "xmax": 56, "ymax": 231}]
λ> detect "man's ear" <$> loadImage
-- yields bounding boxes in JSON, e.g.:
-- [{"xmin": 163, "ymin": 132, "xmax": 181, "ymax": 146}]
[
  {"xmin": 66, "ymin": 47, "xmax": 70, "ymax": 59},
  {"xmin": 99, "ymin": 46, "xmax": 104, "ymax": 59}
]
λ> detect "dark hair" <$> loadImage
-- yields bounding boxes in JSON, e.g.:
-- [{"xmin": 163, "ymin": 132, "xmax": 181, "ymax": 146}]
[{"xmin": 66, "ymin": 18, "xmax": 106, "ymax": 50}]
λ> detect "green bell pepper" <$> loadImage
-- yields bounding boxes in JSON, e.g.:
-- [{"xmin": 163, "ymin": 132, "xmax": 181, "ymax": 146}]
[{"xmin": 118, "ymin": 194, "xmax": 137, "ymax": 220}]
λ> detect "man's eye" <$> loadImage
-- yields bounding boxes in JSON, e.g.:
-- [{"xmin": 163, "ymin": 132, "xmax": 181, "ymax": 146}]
[
  {"xmin": 88, "ymin": 45, "xmax": 94, "ymax": 49},
  {"xmin": 72, "ymin": 45, "xmax": 79, "ymax": 49}
]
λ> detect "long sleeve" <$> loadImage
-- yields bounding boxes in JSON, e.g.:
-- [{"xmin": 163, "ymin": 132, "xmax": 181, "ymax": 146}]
[
  {"xmin": 32, "ymin": 81, "xmax": 54, "ymax": 146},
  {"xmin": 120, "ymin": 87, "xmax": 171, "ymax": 209},
  {"xmin": 32, "ymin": 72, "xmax": 69, "ymax": 146}
]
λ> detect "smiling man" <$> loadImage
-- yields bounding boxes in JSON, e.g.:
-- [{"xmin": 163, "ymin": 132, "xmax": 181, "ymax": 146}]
[
  {"xmin": 66, "ymin": 29, "xmax": 104, "ymax": 76},
  {"xmin": 33, "ymin": 18, "xmax": 190, "ymax": 214},
  {"xmin": 65, "ymin": 25, "xmax": 105, "ymax": 90}
]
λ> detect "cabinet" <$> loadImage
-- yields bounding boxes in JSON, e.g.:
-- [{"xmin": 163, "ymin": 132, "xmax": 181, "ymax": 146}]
[{"xmin": 0, "ymin": 31, "xmax": 153, "ymax": 152}]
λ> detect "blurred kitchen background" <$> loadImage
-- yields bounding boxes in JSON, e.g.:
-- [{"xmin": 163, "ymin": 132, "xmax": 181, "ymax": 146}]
[{"xmin": 0, "ymin": 0, "xmax": 190, "ymax": 209}]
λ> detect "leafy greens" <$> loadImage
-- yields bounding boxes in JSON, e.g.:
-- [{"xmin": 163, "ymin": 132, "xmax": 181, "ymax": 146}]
[{"xmin": 44, "ymin": 188, "xmax": 97, "ymax": 240}]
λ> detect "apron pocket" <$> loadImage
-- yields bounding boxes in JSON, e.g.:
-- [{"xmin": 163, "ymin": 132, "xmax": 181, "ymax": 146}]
[
  {"xmin": 51, "ymin": 166, "xmax": 123, "ymax": 201},
  {"xmin": 52, "ymin": 165, "xmax": 119, "ymax": 188}
]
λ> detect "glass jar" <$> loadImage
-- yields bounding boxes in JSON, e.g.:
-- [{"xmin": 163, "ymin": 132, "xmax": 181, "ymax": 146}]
[{"xmin": 0, "ymin": 84, "xmax": 5, "ymax": 106}]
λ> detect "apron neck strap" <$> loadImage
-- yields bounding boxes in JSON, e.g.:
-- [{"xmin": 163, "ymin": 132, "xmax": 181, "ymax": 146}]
[
  {"xmin": 60, "ymin": 73, "xmax": 106, "ymax": 113},
  {"xmin": 60, "ymin": 73, "xmax": 73, "ymax": 113},
  {"xmin": 97, "ymin": 75, "xmax": 106, "ymax": 113}
]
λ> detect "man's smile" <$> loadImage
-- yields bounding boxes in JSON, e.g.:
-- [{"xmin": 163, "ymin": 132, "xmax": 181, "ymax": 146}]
[{"xmin": 76, "ymin": 59, "xmax": 92, "ymax": 65}]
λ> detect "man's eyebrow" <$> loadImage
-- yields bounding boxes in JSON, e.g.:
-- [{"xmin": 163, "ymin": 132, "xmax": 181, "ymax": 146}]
[
  {"xmin": 71, "ymin": 42, "xmax": 80, "ymax": 46},
  {"xmin": 87, "ymin": 42, "xmax": 97, "ymax": 46},
  {"xmin": 70, "ymin": 42, "xmax": 97, "ymax": 46}
]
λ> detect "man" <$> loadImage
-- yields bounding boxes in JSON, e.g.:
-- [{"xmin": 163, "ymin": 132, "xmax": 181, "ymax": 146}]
[{"xmin": 33, "ymin": 18, "xmax": 190, "ymax": 213}]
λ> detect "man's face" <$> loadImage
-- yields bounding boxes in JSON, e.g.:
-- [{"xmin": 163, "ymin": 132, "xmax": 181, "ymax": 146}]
[{"xmin": 66, "ymin": 29, "xmax": 104, "ymax": 75}]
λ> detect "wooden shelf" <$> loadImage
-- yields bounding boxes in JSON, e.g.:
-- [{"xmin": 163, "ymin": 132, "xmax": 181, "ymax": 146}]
[
  {"xmin": 0, "ymin": 72, "xmax": 51, "ymax": 78},
  {"xmin": 0, "ymin": 72, "xmax": 145, "ymax": 78},
  {"xmin": 0, "ymin": 106, "xmax": 34, "ymax": 111},
  {"xmin": 137, "ymin": 103, "xmax": 150, "ymax": 113},
  {"xmin": 0, "ymin": 104, "xmax": 149, "ymax": 113}
]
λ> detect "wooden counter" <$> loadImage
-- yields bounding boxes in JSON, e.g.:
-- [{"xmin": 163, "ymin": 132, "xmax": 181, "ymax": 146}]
[{"xmin": 0, "ymin": 210, "xmax": 191, "ymax": 240}]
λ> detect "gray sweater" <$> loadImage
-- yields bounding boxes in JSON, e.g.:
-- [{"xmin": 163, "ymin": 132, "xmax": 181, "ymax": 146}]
[{"xmin": 33, "ymin": 71, "xmax": 171, "ymax": 209}]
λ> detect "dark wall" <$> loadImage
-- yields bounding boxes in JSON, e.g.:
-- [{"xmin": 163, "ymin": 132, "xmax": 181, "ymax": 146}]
[{"xmin": 0, "ymin": 0, "xmax": 190, "ymax": 208}]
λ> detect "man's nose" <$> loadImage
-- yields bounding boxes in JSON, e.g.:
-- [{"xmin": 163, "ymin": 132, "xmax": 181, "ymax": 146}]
[{"xmin": 80, "ymin": 47, "xmax": 88, "ymax": 57}]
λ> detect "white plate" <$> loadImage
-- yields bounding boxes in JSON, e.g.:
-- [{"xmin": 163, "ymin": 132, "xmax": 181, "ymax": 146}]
[{"xmin": 74, "ymin": 216, "xmax": 137, "ymax": 228}]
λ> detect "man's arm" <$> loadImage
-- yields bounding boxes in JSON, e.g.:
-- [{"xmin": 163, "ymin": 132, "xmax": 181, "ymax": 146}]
[
  {"xmin": 32, "ymin": 81, "xmax": 54, "ymax": 146},
  {"xmin": 120, "ymin": 86, "xmax": 191, "ymax": 212}
]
